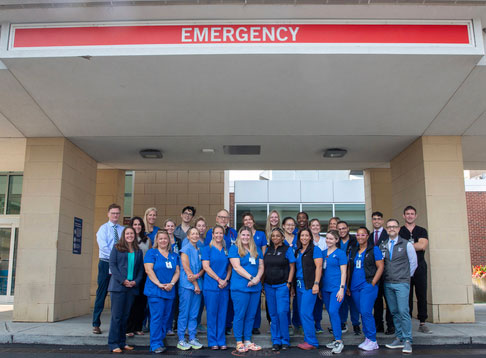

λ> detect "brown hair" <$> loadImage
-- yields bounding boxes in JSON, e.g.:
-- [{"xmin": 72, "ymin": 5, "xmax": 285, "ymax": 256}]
[{"xmin": 115, "ymin": 227, "xmax": 140, "ymax": 253}]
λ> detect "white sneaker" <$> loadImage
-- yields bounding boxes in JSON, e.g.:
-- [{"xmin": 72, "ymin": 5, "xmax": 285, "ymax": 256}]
[
  {"xmin": 326, "ymin": 340, "xmax": 337, "ymax": 349},
  {"xmin": 177, "ymin": 340, "xmax": 191, "ymax": 351},
  {"xmin": 362, "ymin": 340, "xmax": 379, "ymax": 351},
  {"xmin": 331, "ymin": 341, "xmax": 344, "ymax": 354},
  {"xmin": 188, "ymin": 338, "xmax": 203, "ymax": 350},
  {"xmin": 358, "ymin": 338, "xmax": 369, "ymax": 349}
]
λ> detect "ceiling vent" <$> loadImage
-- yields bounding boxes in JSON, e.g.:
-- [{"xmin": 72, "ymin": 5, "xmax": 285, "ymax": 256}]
[
  {"xmin": 223, "ymin": 145, "xmax": 261, "ymax": 155},
  {"xmin": 139, "ymin": 149, "xmax": 163, "ymax": 159},
  {"xmin": 323, "ymin": 148, "xmax": 347, "ymax": 158}
]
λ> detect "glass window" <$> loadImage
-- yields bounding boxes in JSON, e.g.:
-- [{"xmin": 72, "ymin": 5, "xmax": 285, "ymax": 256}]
[
  {"xmin": 124, "ymin": 172, "xmax": 133, "ymax": 218},
  {"xmin": 6, "ymin": 175, "xmax": 22, "ymax": 215},
  {"xmin": 0, "ymin": 228, "xmax": 11, "ymax": 295},
  {"xmin": 10, "ymin": 228, "xmax": 18, "ymax": 296},
  {"xmin": 334, "ymin": 203, "xmax": 366, "ymax": 232},
  {"xmin": 0, "ymin": 175, "xmax": 7, "ymax": 214},
  {"xmin": 235, "ymin": 204, "xmax": 267, "ymax": 232},
  {"xmin": 302, "ymin": 204, "xmax": 334, "ymax": 232},
  {"xmin": 269, "ymin": 204, "xmax": 301, "ymax": 226}
]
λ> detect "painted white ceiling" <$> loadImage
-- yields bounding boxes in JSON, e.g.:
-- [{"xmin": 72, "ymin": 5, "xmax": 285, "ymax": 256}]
[{"xmin": 1, "ymin": 2, "xmax": 486, "ymax": 170}]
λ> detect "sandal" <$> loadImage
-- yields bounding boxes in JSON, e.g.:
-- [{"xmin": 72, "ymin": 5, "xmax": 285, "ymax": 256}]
[
  {"xmin": 245, "ymin": 342, "xmax": 262, "ymax": 351},
  {"xmin": 220, "ymin": 346, "xmax": 228, "ymax": 350},
  {"xmin": 126, "ymin": 332, "xmax": 134, "ymax": 337},
  {"xmin": 135, "ymin": 331, "xmax": 144, "ymax": 336},
  {"xmin": 236, "ymin": 342, "xmax": 248, "ymax": 353},
  {"xmin": 112, "ymin": 348, "xmax": 122, "ymax": 353}
]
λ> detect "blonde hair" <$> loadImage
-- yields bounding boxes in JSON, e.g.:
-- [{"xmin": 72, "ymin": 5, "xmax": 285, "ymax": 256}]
[
  {"xmin": 209, "ymin": 225, "xmax": 226, "ymax": 249},
  {"xmin": 265, "ymin": 210, "xmax": 281, "ymax": 241},
  {"xmin": 236, "ymin": 226, "xmax": 258, "ymax": 259},
  {"xmin": 143, "ymin": 207, "xmax": 158, "ymax": 231},
  {"xmin": 153, "ymin": 230, "xmax": 171, "ymax": 251},
  {"xmin": 195, "ymin": 216, "xmax": 207, "ymax": 227},
  {"xmin": 163, "ymin": 218, "xmax": 176, "ymax": 229}
]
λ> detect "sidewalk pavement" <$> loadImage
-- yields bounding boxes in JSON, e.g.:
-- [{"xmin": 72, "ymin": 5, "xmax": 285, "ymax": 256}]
[{"xmin": 0, "ymin": 304, "xmax": 485, "ymax": 348}]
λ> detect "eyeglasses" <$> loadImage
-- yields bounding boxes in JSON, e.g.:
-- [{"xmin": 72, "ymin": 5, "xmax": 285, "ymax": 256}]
[
  {"xmin": 217, "ymin": 215, "xmax": 230, "ymax": 220},
  {"xmin": 386, "ymin": 225, "xmax": 399, "ymax": 229},
  {"xmin": 182, "ymin": 211, "xmax": 194, "ymax": 216}
]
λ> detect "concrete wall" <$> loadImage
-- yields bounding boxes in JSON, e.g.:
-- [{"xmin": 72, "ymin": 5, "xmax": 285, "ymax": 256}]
[
  {"xmin": 0, "ymin": 138, "xmax": 26, "ymax": 172},
  {"xmin": 364, "ymin": 168, "xmax": 393, "ymax": 228},
  {"xmin": 14, "ymin": 138, "xmax": 96, "ymax": 322},
  {"xmin": 132, "ymin": 170, "xmax": 224, "ymax": 227},
  {"xmin": 391, "ymin": 136, "xmax": 474, "ymax": 323}
]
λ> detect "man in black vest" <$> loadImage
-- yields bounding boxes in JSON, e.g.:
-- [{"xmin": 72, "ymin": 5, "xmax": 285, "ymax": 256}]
[
  {"xmin": 399, "ymin": 206, "xmax": 431, "ymax": 334},
  {"xmin": 382, "ymin": 219, "xmax": 417, "ymax": 354},
  {"xmin": 370, "ymin": 211, "xmax": 395, "ymax": 335}
]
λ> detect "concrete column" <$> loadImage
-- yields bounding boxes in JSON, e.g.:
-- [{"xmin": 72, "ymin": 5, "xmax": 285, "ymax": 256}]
[
  {"xmin": 14, "ymin": 138, "xmax": 97, "ymax": 322},
  {"xmin": 390, "ymin": 136, "xmax": 474, "ymax": 323},
  {"xmin": 363, "ymin": 168, "xmax": 393, "ymax": 228},
  {"xmin": 90, "ymin": 169, "xmax": 125, "ymax": 307}
]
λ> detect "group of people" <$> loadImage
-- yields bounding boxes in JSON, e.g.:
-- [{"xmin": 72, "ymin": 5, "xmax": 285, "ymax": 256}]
[{"xmin": 92, "ymin": 203, "xmax": 430, "ymax": 355}]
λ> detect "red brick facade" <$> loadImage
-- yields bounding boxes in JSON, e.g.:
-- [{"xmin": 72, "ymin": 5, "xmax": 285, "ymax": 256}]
[{"xmin": 467, "ymin": 192, "xmax": 486, "ymax": 266}]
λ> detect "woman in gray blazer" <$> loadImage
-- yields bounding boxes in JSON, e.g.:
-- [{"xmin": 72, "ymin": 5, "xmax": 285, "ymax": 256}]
[{"xmin": 108, "ymin": 227, "xmax": 144, "ymax": 353}]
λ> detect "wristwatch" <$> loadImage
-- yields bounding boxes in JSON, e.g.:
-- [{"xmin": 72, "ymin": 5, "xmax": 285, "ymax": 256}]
[
  {"xmin": 314, "ymin": 281, "xmax": 319, "ymax": 285},
  {"xmin": 249, "ymin": 276, "xmax": 254, "ymax": 281},
  {"xmin": 340, "ymin": 285, "xmax": 345, "ymax": 288}
]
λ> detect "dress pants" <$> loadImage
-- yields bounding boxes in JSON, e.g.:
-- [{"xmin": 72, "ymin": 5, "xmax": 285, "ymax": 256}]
[{"xmin": 108, "ymin": 291, "xmax": 135, "ymax": 350}]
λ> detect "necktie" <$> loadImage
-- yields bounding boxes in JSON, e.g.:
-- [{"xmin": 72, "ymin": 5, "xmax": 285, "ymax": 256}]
[
  {"xmin": 374, "ymin": 230, "xmax": 379, "ymax": 245},
  {"xmin": 389, "ymin": 240, "xmax": 395, "ymax": 260},
  {"xmin": 113, "ymin": 225, "xmax": 119, "ymax": 243}
]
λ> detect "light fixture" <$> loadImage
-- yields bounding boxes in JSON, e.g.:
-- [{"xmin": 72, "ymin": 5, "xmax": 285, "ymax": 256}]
[
  {"xmin": 201, "ymin": 148, "xmax": 215, "ymax": 153},
  {"xmin": 140, "ymin": 149, "xmax": 163, "ymax": 159},
  {"xmin": 323, "ymin": 148, "xmax": 347, "ymax": 158}
]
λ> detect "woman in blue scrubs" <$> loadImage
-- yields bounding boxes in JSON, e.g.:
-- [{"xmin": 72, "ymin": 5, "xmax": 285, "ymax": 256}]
[
  {"xmin": 202, "ymin": 225, "xmax": 231, "ymax": 350},
  {"xmin": 229, "ymin": 226, "xmax": 264, "ymax": 353},
  {"xmin": 295, "ymin": 228, "xmax": 323, "ymax": 350},
  {"xmin": 108, "ymin": 227, "xmax": 144, "ymax": 353},
  {"xmin": 144, "ymin": 207, "xmax": 160, "ymax": 246},
  {"xmin": 309, "ymin": 218, "xmax": 326, "ymax": 334},
  {"xmin": 144, "ymin": 230, "xmax": 180, "ymax": 354},
  {"xmin": 348, "ymin": 227, "xmax": 384, "ymax": 351},
  {"xmin": 165, "ymin": 218, "xmax": 181, "ymax": 336},
  {"xmin": 177, "ymin": 228, "xmax": 204, "ymax": 350},
  {"xmin": 322, "ymin": 230, "xmax": 347, "ymax": 354},
  {"xmin": 282, "ymin": 217, "xmax": 300, "ymax": 333},
  {"xmin": 263, "ymin": 228, "xmax": 296, "ymax": 351},
  {"xmin": 265, "ymin": 210, "xmax": 281, "ymax": 241},
  {"xmin": 242, "ymin": 212, "xmax": 267, "ymax": 335}
]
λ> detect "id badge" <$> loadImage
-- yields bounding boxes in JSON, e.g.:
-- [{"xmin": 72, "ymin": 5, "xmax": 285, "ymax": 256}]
[
  {"xmin": 166, "ymin": 261, "xmax": 173, "ymax": 269},
  {"xmin": 323, "ymin": 259, "xmax": 327, "ymax": 270},
  {"xmin": 249, "ymin": 257, "xmax": 256, "ymax": 265},
  {"xmin": 356, "ymin": 260, "xmax": 362, "ymax": 269}
]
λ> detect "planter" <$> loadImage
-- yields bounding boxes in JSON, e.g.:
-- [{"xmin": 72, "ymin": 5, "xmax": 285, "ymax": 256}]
[{"xmin": 472, "ymin": 277, "xmax": 486, "ymax": 303}]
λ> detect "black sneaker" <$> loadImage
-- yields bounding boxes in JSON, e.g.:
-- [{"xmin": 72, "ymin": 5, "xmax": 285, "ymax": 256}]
[
  {"xmin": 252, "ymin": 328, "xmax": 261, "ymax": 335},
  {"xmin": 281, "ymin": 344, "xmax": 289, "ymax": 350},
  {"xmin": 353, "ymin": 325, "xmax": 361, "ymax": 335},
  {"xmin": 272, "ymin": 344, "xmax": 281, "ymax": 351},
  {"xmin": 341, "ymin": 324, "xmax": 348, "ymax": 333},
  {"xmin": 225, "ymin": 328, "xmax": 232, "ymax": 335}
]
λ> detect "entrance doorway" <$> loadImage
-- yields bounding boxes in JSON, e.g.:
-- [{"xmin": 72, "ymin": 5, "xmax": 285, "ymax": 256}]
[{"xmin": 0, "ymin": 218, "xmax": 19, "ymax": 303}]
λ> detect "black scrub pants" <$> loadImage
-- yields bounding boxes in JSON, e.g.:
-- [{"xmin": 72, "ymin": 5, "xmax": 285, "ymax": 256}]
[{"xmin": 409, "ymin": 261, "xmax": 428, "ymax": 323}]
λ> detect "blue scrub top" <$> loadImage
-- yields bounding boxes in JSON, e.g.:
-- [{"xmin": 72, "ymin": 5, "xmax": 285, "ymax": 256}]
[
  {"xmin": 205, "ymin": 227, "xmax": 238, "ymax": 249},
  {"xmin": 253, "ymin": 231, "xmax": 267, "ymax": 250},
  {"xmin": 284, "ymin": 234, "xmax": 299, "ymax": 249},
  {"xmin": 182, "ymin": 238, "xmax": 204, "ymax": 250},
  {"xmin": 179, "ymin": 243, "xmax": 203, "ymax": 290},
  {"xmin": 143, "ymin": 248, "xmax": 179, "ymax": 299},
  {"xmin": 201, "ymin": 244, "xmax": 229, "ymax": 291},
  {"xmin": 228, "ymin": 245, "xmax": 263, "ymax": 293},
  {"xmin": 350, "ymin": 246, "xmax": 383, "ymax": 291},
  {"xmin": 323, "ymin": 248, "xmax": 347, "ymax": 292},
  {"xmin": 146, "ymin": 226, "xmax": 161, "ymax": 246},
  {"xmin": 340, "ymin": 239, "xmax": 350, "ymax": 256},
  {"xmin": 295, "ymin": 246, "xmax": 322, "ymax": 280}
]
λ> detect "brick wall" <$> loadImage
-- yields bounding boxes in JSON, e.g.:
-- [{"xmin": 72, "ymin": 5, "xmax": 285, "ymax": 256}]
[
  {"xmin": 466, "ymin": 191, "xmax": 486, "ymax": 266},
  {"xmin": 132, "ymin": 170, "xmax": 224, "ymax": 227}
]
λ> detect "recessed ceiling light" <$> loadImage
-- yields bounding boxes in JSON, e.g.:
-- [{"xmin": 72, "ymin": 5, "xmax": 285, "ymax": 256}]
[
  {"xmin": 323, "ymin": 148, "xmax": 347, "ymax": 158},
  {"xmin": 202, "ymin": 148, "xmax": 215, "ymax": 153},
  {"xmin": 139, "ymin": 149, "xmax": 163, "ymax": 159}
]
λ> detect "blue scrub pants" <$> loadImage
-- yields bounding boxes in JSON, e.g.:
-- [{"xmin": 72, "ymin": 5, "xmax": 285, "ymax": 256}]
[
  {"xmin": 313, "ymin": 295, "xmax": 324, "ymax": 330},
  {"xmin": 108, "ymin": 291, "xmax": 135, "ymax": 350},
  {"xmin": 384, "ymin": 283, "xmax": 412, "ymax": 343},
  {"xmin": 265, "ymin": 283, "xmax": 290, "ymax": 345},
  {"xmin": 292, "ymin": 294, "xmax": 301, "ymax": 328},
  {"xmin": 296, "ymin": 281, "xmax": 318, "ymax": 347},
  {"xmin": 147, "ymin": 296, "xmax": 173, "ymax": 351},
  {"xmin": 226, "ymin": 296, "xmax": 234, "ymax": 329},
  {"xmin": 231, "ymin": 290, "xmax": 260, "ymax": 342},
  {"xmin": 253, "ymin": 295, "xmax": 262, "ymax": 329},
  {"xmin": 167, "ymin": 284, "xmax": 179, "ymax": 332},
  {"xmin": 351, "ymin": 283, "xmax": 378, "ymax": 341},
  {"xmin": 93, "ymin": 260, "xmax": 110, "ymax": 327},
  {"xmin": 204, "ymin": 289, "xmax": 229, "ymax": 347},
  {"xmin": 177, "ymin": 287, "xmax": 201, "ymax": 341},
  {"xmin": 339, "ymin": 293, "xmax": 360, "ymax": 326},
  {"xmin": 322, "ymin": 290, "xmax": 344, "ymax": 341},
  {"xmin": 197, "ymin": 296, "xmax": 205, "ymax": 326}
]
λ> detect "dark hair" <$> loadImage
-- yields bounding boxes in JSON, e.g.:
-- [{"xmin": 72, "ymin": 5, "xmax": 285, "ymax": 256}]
[
  {"xmin": 357, "ymin": 226, "xmax": 370, "ymax": 236},
  {"xmin": 403, "ymin": 206, "xmax": 416, "ymax": 214},
  {"xmin": 282, "ymin": 216, "xmax": 296, "ymax": 226},
  {"xmin": 182, "ymin": 206, "xmax": 196, "ymax": 216},
  {"xmin": 297, "ymin": 212, "xmax": 309, "ymax": 220},
  {"xmin": 269, "ymin": 227, "xmax": 285, "ymax": 248},
  {"xmin": 115, "ymin": 227, "xmax": 140, "ymax": 253},
  {"xmin": 337, "ymin": 220, "xmax": 349, "ymax": 227},
  {"xmin": 108, "ymin": 203, "xmax": 121, "ymax": 212},
  {"xmin": 371, "ymin": 211, "xmax": 383, "ymax": 218},
  {"xmin": 386, "ymin": 218, "xmax": 400, "ymax": 227},
  {"xmin": 326, "ymin": 230, "xmax": 341, "ymax": 248},
  {"xmin": 130, "ymin": 216, "xmax": 148, "ymax": 244},
  {"xmin": 241, "ymin": 212, "xmax": 254, "ymax": 221},
  {"xmin": 296, "ymin": 228, "xmax": 314, "ymax": 253}
]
